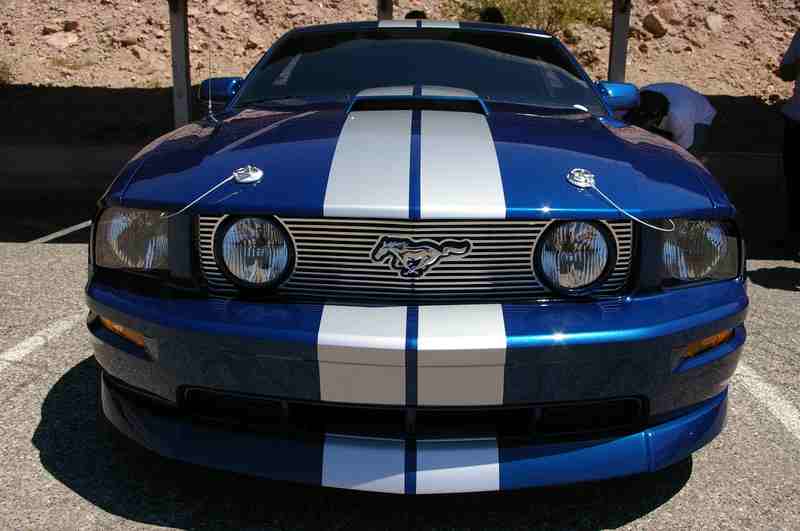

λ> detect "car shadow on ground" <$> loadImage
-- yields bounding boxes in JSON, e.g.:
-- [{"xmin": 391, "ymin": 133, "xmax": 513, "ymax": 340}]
[
  {"xmin": 748, "ymin": 265, "xmax": 800, "ymax": 292},
  {"xmin": 33, "ymin": 357, "xmax": 692, "ymax": 530}
]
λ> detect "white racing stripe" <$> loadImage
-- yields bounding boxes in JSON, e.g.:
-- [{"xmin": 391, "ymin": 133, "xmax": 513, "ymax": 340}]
[
  {"xmin": 417, "ymin": 439, "xmax": 500, "ymax": 494},
  {"xmin": 736, "ymin": 363, "xmax": 800, "ymax": 442},
  {"xmin": 357, "ymin": 86, "xmax": 414, "ymax": 97},
  {"xmin": 421, "ymin": 21, "xmax": 460, "ymax": 29},
  {"xmin": 0, "ymin": 313, "xmax": 84, "ymax": 373},
  {"xmin": 317, "ymin": 305, "xmax": 407, "ymax": 404},
  {"xmin": 417, "ymin": 304, "xmax": 507, "ymax": 405},
  {"xmin": 322, "ymin": 435, "xmax": 406, "ymax": 493},
  {"xmin": 420, "ymin": 86, "xmax": 478, "ymax": 98},
  {"xmin": 378, "ymin": 20, "xmax": 418, "ymax": 29},
  {"xmin": 323, "ymin": 110, "xmax": 412, "ymax": 218},
  {"xmin": 28, "ymin": 221, "xmax": 92, "ymax": 244},
  {"xmin": 420, "ymin": 110, "xmax": 506, "ymax": 219}
]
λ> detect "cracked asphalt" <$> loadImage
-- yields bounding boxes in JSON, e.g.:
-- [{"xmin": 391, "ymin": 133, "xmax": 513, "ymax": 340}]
[{"xmin": 1, "ymin": 200, "xmax": 799, "ymax": 530}]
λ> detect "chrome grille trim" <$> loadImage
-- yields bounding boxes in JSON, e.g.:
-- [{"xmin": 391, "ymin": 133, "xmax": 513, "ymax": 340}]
[{"xmin": 197, "ymin": 216, "xmax": 634, "ymax": 302}]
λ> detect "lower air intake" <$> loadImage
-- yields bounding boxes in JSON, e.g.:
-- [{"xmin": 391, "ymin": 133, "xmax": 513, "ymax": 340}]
[{"xmin": 182, "ymin": 388, "xmax": 647, "ymax": 441}]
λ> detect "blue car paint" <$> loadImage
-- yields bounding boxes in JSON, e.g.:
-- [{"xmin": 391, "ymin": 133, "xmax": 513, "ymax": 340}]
[
  {"xmin": 100, "ymin": 370, "xmax": 728, "ymax": 492},
  {"xmin": 99, "ymin": 373, "xmax": 329, "ymax": 485},
  {"xmin": 598, "ymin": 81, "xmax": 641, "ymax": 112},
  {"xmin": 198, "ymin": 77, "xmax": 243, "ymax": 104},
  {"xmin": 91, "ymin": 21, "xmax": 748, "ymax": 492},
  {"xmin": 87, "ymin": 278, "xmax": 746, "ymax": 414},
  {"xmin": 103, "ymin": 22, "xmax": 733, "ymax": 221},
  {"xmin": 88, "ymin": 280, "xmax": 746, "ymax": 357},
  {"xmin": 500, "ymin": 390, "xmax": 728, "ymax": 489},
  {"xmin": 110, "ymin": 109, "xmax": 346, "ymax": 217},
  {"xmin": 104, "ymin": 104, "xmax": 727, "ymax": 220}
]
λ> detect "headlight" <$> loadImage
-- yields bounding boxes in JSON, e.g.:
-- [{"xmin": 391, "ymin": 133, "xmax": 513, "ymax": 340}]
[
  {"xmin": 535, "ymin": 221, "xmax": 613, "ymax": 293},
  {"xmin": 95, "ymin": 208, "xmax": 168, "ymax": 270},
  {"xmin": 662, "ymin": 220, "xmax": 739, "ymax": 283},
  {"xmin": 217, "ymin": 217, "xmax": 292, "ymax": 288}
]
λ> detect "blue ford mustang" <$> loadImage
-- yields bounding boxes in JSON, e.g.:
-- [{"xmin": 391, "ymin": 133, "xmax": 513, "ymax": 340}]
[{"xmin": 87, "ymin": 20, "xmax": 748, "ymax": 494}]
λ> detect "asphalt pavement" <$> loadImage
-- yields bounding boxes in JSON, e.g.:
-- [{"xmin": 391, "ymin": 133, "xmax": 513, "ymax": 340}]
[{"xmin": 1, "ymin": 214, "xmax": 800, "ymax": 529}]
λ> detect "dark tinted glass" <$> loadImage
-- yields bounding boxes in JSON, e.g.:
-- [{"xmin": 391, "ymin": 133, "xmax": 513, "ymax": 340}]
[{"xmin": 237, "ymin": 29, "xmax": 605, "ymax": 114}]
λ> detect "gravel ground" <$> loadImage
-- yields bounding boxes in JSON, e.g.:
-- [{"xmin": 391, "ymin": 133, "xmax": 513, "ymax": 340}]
[{"xmin": 1, "ymin": 233, "xmax": 799, "ymax": 530}]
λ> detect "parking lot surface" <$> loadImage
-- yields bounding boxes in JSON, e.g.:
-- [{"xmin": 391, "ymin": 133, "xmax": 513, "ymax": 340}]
[{"xmin": 1, "ymin": 218, "xmax": 799, "ymax": 529}]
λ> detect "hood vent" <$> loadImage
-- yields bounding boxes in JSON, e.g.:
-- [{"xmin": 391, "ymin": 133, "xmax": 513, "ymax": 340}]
[{"xmin": 348, "ymin": 96, "xmax": 488, "ymax": 115}]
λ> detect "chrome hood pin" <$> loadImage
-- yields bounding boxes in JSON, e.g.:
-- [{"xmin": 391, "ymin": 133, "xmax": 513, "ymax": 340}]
[
  {"xmin": 566, "ymin": 168, "xmax": 596, "ymax": 189},
  {"xmin": 232, "ymin": 165, "xmax": 264, "ymax": 184},
  {"xmin": 565, "ymin": 168, "xmax": 675, "ymax": 232},
  {"xmin": 161, "ymin": 165, "xmax": 264, "ymax": 219}
]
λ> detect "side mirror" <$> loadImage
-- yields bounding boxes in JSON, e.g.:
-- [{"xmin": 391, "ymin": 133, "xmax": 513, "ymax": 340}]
[
  {"xmin": 198, "ymin": 77, "xmax": 243, "ymax": 105},
  {"xmin": 598, "ymin": 81, "xmax": 640, "ymax": 112}
]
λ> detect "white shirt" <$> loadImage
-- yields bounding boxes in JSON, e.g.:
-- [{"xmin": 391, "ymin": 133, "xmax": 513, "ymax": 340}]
[
  {"xmin": 642, "ymin": 83, "xmax": 717, "ymax": 149},
  {"xmin": 781, "ymin": 30, "xmax": 800, "ymax": 122}
]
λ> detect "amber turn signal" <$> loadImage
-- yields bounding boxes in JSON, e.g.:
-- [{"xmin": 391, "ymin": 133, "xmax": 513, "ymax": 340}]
[
  {"xmin": 684, "ymin": 329, "xmax": 734, "ymax": 359},
  {"xmin": 99, "ymin": 317, "xmax": 146, "ymax": 348}
]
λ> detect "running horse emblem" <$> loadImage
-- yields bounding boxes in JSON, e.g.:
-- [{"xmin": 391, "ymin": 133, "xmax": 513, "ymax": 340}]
[{"xmin": 370, "ymin": 236, "xmax": 472, "ymax": 278}]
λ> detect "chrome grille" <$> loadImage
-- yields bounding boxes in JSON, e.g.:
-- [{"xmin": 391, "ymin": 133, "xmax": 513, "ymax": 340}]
[{"xmin": 197, "ymin": 217, "xmax": 634, "ymax": 302}]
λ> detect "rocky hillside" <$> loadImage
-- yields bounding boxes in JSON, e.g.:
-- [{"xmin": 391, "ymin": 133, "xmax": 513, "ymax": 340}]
[
  {"xmin": 0, "ymin": 0, "xmax": 445, "ymax": 89},
  {"xmin": 584, "ymin": 0, "xmax": 800, "ymax": 102},
  {"xmin": 0, "ymin": 0, "xmax": 797, "ymax": 101}
]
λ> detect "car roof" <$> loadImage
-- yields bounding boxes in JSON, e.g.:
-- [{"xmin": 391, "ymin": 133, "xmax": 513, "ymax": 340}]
[{"xmin": 288, "ymin": 20, "xmax": 554, "ymax": 39}]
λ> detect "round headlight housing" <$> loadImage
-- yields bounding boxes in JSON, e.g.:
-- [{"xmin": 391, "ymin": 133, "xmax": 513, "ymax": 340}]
[
  {"xmin": 95, "ymin": 207, "xmax": 168, "ymax": 271},
  {"xmin": 216, "ymin": 217, "xmax": 293, "ymax": 288},
  {"xmin": 662, "ymin": 220, "xmax": 730, "ymax": 281},
  {"xmin": 535, "ymin": 221, "xmax": 614, "ymax": 293}
]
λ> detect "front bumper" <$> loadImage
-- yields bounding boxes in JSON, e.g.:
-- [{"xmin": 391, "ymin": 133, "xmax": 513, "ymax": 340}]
[
  {"xmin": 88, "ymin": 278, "xmax": 747, "ymax": 492},
  {"xmin": 102, "ymin": 372, "xmax": 728, "ymax": 493}
]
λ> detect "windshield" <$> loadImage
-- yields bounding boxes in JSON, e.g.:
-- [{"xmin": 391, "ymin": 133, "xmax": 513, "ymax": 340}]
[{"xmin": 236, "ymin": 29, "xmax": 606, "ymax": 114}]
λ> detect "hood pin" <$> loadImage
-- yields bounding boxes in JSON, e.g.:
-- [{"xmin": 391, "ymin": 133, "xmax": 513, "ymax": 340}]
[
  {"xmin": 232, "ymin": 165, "xmax": 264, "ymax": 184},
  {"xmin": 566, "ymin": 168, "xmax": 596, "ymax": 189},
  {"xmin": 565, "ymin": 168, "xmax": 675, "ymax": 232},
  {"xmin": 161, "ymin": 165, "xmax": 264, "ymax": 219}
]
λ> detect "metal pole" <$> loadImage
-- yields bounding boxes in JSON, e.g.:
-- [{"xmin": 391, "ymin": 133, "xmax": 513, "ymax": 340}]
[
  {"xmin": 168, "ymin": 0, "xmax": 192, "ymax": 128},
  {"xmin": 607, "ymin": 0, "xmax": 631, "ymax": 82},
  {"xmin": 377, "ymin": 0, "xmax": 393, "ymax": 20}
]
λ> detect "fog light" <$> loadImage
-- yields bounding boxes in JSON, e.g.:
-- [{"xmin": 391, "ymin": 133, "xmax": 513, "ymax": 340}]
[
  {"xmin": 99, "ymin": 317, "xmax": 145, "ymax": 348},
  {"xmin": 684, "ymin": 329, "xmax": 734, "ymax": 358},
  {"xmin": 217, "ymin": 217, "xmax": 292, "ymax": 288},
  {"xmin": 535, "ymin": 221, "xmax": 613, "ymax": 293}
]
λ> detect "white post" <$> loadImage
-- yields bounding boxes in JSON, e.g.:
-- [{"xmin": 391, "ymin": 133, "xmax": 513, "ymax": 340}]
[
  {"xmin": 377, "ymin": 0, "xmax": 393, "ymax": 20},
  {"xmin": 608, "ymin": 0, "xmax": 631, "ymax": 82},
  {"xmin": 168, "ymin": 0, "xmax": 192, "ymax": 128}
]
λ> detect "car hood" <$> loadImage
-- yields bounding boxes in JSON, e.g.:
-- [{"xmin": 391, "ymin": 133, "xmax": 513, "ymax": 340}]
[{"xmin": 110, "ymin": 102, "xmax": 729, "ymax": 219}]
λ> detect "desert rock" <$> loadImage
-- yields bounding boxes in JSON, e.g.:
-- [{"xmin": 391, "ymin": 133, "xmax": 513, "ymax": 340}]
[
  {"xmin": 705, "ymin": 13, "xmax": 724, "ymax": 33},
  {"xmin": 44, "ymin": 31, "xmax": 79, "ymax": 50},
  {"xmin": 643, "ymin": 13, "xmax": 669, "ymax": 38}
]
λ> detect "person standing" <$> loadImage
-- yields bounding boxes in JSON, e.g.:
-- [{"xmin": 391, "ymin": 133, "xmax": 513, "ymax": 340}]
[{"xmin": 778, "ymin": 29, "xmax": 800, "ymax": 258}]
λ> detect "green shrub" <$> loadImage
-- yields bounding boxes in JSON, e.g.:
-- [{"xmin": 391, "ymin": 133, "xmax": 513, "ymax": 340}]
[{"xmin": 445, "ymin": 0, "xmax": 610, "ymax": 34}]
